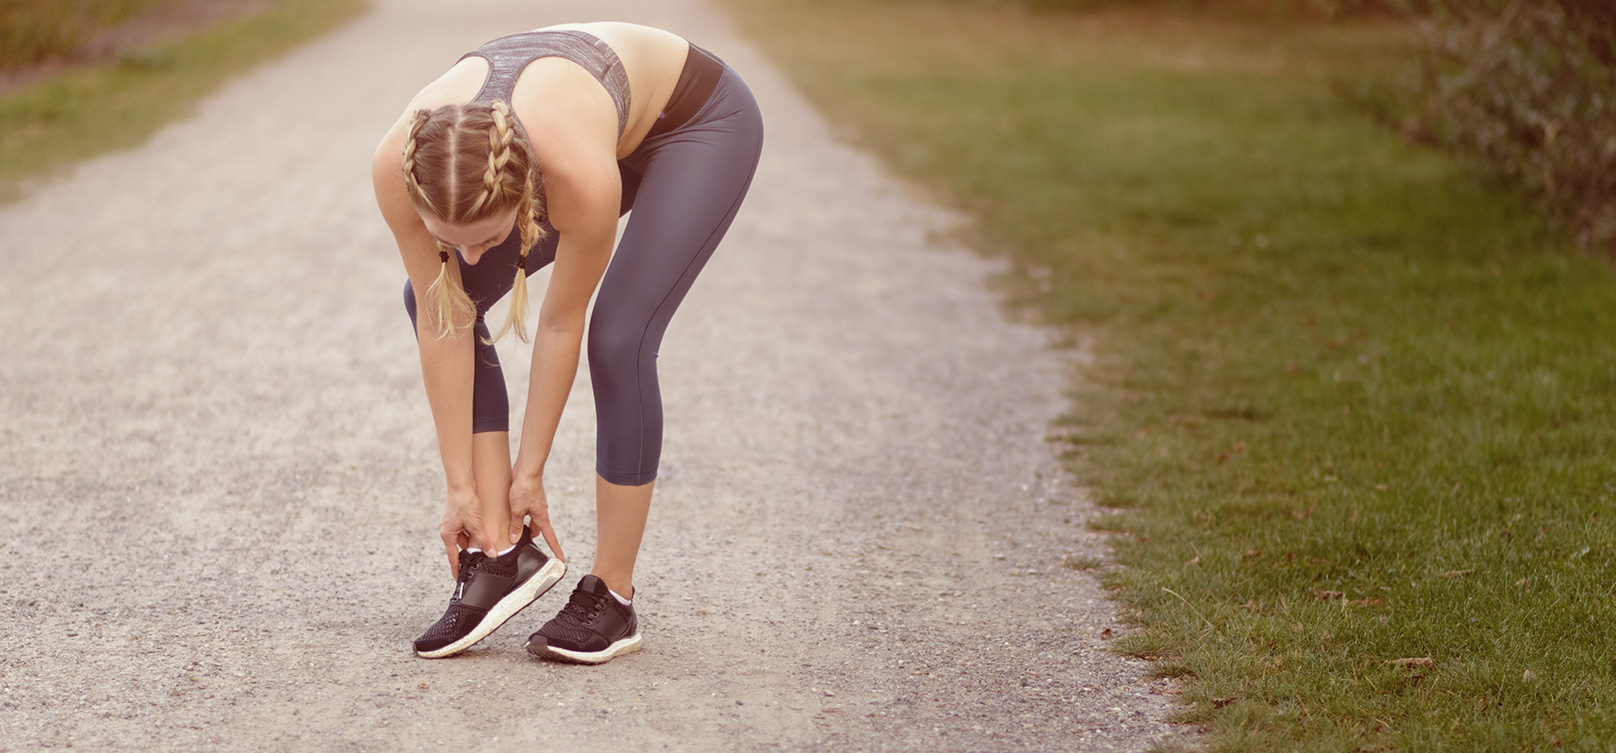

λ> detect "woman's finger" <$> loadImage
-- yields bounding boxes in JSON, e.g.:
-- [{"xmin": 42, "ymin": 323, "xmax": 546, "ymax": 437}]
[
  {"xmin": 479, "ymin": 524, "xmax": 501, "ymax": 558},
  {"xmin": 442, "ymin": 536, "xmax": 460, "ymax": 579},
  {"xmin": 509, "ymin": 513, "xmax": 527, "ymax": 546},
  {"xmin": 538, "ymin": 519, "xmax": 565, "ymax": 563}
]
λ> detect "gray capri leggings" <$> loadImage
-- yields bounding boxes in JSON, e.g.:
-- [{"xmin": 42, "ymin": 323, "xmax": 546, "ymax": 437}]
[{"xmin": 403, "ymin": 57, "xmax": 764, "ymax": 486}]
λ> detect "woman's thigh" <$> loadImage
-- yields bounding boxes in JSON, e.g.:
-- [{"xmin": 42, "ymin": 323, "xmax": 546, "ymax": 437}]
[{"xmin": 594, "ymin": 69, "xmax": 764, "ymax": 335}]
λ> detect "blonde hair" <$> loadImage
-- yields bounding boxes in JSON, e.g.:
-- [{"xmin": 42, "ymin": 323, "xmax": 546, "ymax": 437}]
[{"xmin": 401, "ymin": 100, "xmax": 547, "ymax": 341}]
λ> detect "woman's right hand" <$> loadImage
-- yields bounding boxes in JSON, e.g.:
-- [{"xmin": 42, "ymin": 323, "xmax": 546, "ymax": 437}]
[{"xmin": 440, "ymin": 486, "xmax": 499, "ymax": 578}]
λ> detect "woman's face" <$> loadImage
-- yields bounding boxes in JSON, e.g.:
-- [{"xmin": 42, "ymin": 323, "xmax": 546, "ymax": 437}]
[{"xmin": 421, "ymin": 208, "xmax": 518, "ymax": 265}]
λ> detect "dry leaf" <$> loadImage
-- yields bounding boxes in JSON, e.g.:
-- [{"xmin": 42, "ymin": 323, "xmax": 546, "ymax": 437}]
[
  {"xmin": 1313, "ymin": 590, "xmax": 1345, "ymax": 601},
  {"xmin": 1212, "ymin": 697, "xmax": 1237, "ymax": 708},
  {"xmin": 1235, "ymin": 599, "xmax": 1260, "ymax": 611},
  {"xmin": 1514, "ymin": 577, "xmax": 1529, "ymax": 588},
  {"xmin": 1100, "ymin": 628, "xmax": 1114, "ymax": 640},
  {"xmin": 1523, "ymin": 669, "xmax": 1537, "ymax": 682},
  {"xmin": 1443, "ymin": 569, "xmax": 1475, "ymax": 578},
  {"xmin": 1387, "ymin": 657, "xmax": 1434, "ymax": 668},
  {"xmin": 1290, "ymin": 622, "xmax": 1303, "ymax": 633},
  {"xmin": 1374, "ymin": 483, "xmax": 1389, "ymax": 492},
  {"xmin": 1244, "ymin": 548, "xmax": 1262, "ymax": 559},
  {"xmin": 1349, "ymin": 599, "xmax": 1386, "ymax": 607}
]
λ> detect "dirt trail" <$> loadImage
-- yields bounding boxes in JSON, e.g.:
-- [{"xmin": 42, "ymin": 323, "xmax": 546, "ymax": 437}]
[{"xmin": 0, "ymin": 0, "xmax": 1183, "ymax": 749}]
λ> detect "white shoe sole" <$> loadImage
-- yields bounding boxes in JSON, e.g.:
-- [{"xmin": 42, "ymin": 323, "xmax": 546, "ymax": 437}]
[
  {"xmin": 416, "ymin": 557, "xmax": 566, "ymax": 659},
  {"xmin": 529, "ymin": 631, "xmax": 642, "ymax": 665}
]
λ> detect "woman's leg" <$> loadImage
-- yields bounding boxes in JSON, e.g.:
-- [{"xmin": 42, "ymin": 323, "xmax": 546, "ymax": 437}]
[
  {"xmin": 473, "ymin": 432, "xmax": 513, "ymax": 548},
  {"xmin": 587, "ymin": 67, "xmax": 765, "ymax": 594},
  {"xmin": 402, "ymin": 223, "xmax": 562, "ymax": 538},
  {"xmin": 592, "ymin": 478, "xmax": 651, "ymax": 596}
]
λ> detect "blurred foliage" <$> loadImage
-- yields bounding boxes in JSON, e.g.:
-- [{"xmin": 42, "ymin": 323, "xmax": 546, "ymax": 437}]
[
  {"xmin": 0, "ymin": 0, "xmax": 174, "ymax": 71},
  {"xmin": 1399, "ymin": 0, "xmax": 1616, "ymax": 251},
  {"xmin": 974, "ymin": 0, "xmax": 1616, "ymax": 253},
  {"xmin": 965, "ymin": 0, "xmax": 1420, "ymax": 19},
  {"xmin": 0, "ymin": 0, "xmax": 366, "ymax": 194}
]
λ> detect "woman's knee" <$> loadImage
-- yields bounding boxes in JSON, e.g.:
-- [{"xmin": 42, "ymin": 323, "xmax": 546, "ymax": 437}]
[{"xmin": 586, "ymin": 317, "xmax": 646, "ymax": 378}]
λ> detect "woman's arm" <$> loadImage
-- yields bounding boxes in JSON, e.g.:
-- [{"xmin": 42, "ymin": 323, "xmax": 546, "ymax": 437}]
[
  {"xmin": 507, "ymin": 119, "xmax": 622, "ymax": 552},
  {"xmin": 372, "ymin": 127, "xmax": 500, "ymax": 574}
]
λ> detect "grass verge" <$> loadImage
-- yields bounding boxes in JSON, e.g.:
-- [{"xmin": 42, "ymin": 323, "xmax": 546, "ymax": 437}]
[
  {"xmin": 717, "ymin": 1, "xmax": 1616, "ymax": 750},
  {"xmin": 0, "ymin": 0, "xmax": 369, "ymax": 197},
  {"xmin": 1, "ymin": 0, "xmax": 173, "ymax": 70}
]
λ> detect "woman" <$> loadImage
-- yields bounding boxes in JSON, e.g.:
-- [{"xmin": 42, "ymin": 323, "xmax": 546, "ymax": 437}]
[{"xmin": 371, "ymin": 21, "xmax": 763, "ymax": 665}]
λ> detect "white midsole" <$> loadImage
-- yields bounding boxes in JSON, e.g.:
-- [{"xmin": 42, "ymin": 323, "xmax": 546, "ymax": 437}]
[
  {"xmin": 542, "ymin": 632, "xmax": 642, "ymax": 664},
  {"xmin": 417, "ymin": 556, "xmax": 566, "ymax": 659}
]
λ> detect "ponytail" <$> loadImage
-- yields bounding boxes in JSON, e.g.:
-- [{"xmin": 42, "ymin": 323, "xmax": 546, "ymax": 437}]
[{"xmin": 424, "ymin": 248, "xmax": 477, "ymax": 339}]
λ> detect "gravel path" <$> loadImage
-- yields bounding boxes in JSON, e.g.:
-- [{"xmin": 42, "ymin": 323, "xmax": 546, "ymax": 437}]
[{"xmin": 0, "ymin": 0, "xmax": 1185, "ymax": 749}]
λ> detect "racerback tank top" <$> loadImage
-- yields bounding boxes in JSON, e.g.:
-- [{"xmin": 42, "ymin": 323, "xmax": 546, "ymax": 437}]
[{"xmin": 458, "ymin": 29, "xmax": 632, "ymax": 136}]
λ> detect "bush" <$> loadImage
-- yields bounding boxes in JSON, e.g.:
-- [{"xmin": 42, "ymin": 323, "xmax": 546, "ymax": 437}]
[
  {"xmin": 946, "ymin": 0, "xmax": 1614, "ymax": 251},
  {"xmin": 0, "ymin": 0, "xmax": 172, "ymax": 71},
  {"xmin": 965, "ymin": 0, "xmax": 1417, "ymax": 18},
  {"xmin": 1404, "ymin": 0, "xmax": 1616, "ymax": 251}
]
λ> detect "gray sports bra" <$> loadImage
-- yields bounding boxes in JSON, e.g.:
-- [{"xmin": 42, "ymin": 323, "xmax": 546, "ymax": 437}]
[{"xmin": 458, "ymin": 29, "xmax": 631, "ymax": 136}]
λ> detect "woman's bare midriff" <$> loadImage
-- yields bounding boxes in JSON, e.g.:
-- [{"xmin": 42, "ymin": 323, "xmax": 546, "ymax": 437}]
[{"xmin": 541, "ymin": 22, "xmax": 691, "ymax": 155}]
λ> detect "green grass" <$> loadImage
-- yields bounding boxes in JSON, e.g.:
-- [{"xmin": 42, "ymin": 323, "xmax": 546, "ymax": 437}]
[
  {"xmin": 0, "ymin": 0, "xmax": 173, "ymax": 70},
  {"xmin": 717, "ymin": 1, "xmax": 1616, "ymax": 750},
  {"xmin": 0, "ymin": 0, "xmax": 368, "ymax": 196}
]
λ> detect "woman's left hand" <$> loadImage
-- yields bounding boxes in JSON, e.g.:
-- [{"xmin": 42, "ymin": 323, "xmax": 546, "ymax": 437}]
[{"xmin": 509, "ymin": 472, "xmax": 566, "ymax": 562}]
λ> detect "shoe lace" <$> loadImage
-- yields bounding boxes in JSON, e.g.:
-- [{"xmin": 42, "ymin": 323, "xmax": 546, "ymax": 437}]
[
  {"xmin": 452, "ymin": 551, "xmax": 487, "ymax": 597},
  {"xmin": 557, "ymin": 586, "xmax": 608, "ymax": 626}
]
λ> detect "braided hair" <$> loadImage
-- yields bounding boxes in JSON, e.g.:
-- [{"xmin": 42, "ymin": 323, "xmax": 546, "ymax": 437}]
[{"xmin": 401, "ymin": 100, "xmax": 546, "ymax": 342}]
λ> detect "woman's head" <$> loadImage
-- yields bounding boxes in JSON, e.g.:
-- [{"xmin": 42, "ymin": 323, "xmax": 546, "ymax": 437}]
[{"xmin": 401, "ymin": 100, "xmax": 546, "ymax": 341}]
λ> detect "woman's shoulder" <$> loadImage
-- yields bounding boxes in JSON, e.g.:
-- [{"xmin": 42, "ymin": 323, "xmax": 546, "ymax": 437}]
[
  {"xmin": 375, "ymin": 59, "xmax": 488, "ymax": 162},
  {"xmin": 532, "ymin": 21, "xmax": 685, "ymax": 46},
  {"xmin": 531, "ymin": 21, "xmax": 688, "ymax": 71},
  {"xmin": 372, "ymin": 116, "xmax": 414, "ymax": 220}
]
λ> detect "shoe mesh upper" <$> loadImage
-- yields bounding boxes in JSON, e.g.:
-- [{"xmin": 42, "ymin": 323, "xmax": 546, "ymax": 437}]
[
  {"xmin": 479, "ymin": 551, "xmax": 517, "ymax": 578},
  {"xmin": 416, "ymin": 603, "xmax": 483, "ymax": 649},
  {"xmin": 414, "ymin": 550, "xmax": 508, "ymax": 651},
  {"xmin": 536, "ymin": 586, "xmax": 613, "ymax": 652}
]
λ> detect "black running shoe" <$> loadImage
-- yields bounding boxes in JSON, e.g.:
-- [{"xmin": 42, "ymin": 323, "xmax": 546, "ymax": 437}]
[
  {"xmin": 526, "ymin": 574, "xmax": 641, "ymax": 664},
  {"xmin": 413, "ymin": 526, "xmax": 565, "ymax": 659}
]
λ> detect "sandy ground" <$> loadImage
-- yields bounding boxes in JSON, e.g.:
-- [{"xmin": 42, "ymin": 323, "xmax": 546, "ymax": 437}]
[{"xmin": 0, "ymin": 0, "xmax": 1186, "ymax": 749}]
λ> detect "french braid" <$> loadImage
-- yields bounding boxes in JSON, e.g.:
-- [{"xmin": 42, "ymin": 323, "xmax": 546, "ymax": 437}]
[
  {"xmin": 399, "ymin": 101, "xmax": 547, "ymax": 342},
  {"xmin": 484, "ymin": 100, "xmax": 542, "ymax": 344}
]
